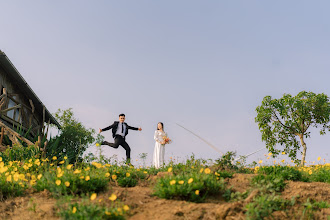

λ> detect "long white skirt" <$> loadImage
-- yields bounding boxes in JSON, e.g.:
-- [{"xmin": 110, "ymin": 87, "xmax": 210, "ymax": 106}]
[{"xmin": 153, "ymin": 142, "xmax": 165, "ymax": 168}]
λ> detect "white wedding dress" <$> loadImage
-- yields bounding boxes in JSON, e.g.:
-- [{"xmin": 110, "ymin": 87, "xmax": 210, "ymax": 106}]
[{"xmin": 153, "ymin": 130, "xmax": 165, "ymax": 168}]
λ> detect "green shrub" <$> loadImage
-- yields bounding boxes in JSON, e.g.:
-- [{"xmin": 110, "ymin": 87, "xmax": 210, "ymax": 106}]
[
  {"xmin": 0, "ymin": 175, "xmax": 27, "ymax": 200},
  {"xmin": 117, "ymin": 176, "xmax": 138, "ymax": 187},
  {"xmin": 302, "ymin": 198, "xmax": 330, "ymax": 219},
  {"xmin": 308, "ymin": 166, "xmax": 330, "ymax": 183},
  {"xmin": 153, "ymin": 171, "xmax": 227, "ymax": 203},
  {"xmin": 215, "ymin": 170, "xmax": 234, "ymax": 179},
  {"xmin": 257, "ymin": 165, "xmax": 304, "ymax": 181},
  {"xmin": 0, "ymin": 145, "xmax": 41, "ymax": 162},
  {"xmin": 48, "ymin": 108, "xmax": 95, "ymax": 164},
  {"xmin": 34, "ymin": 166, "xmax": 108, "ymax": 197},
  {"xmin": 245, "ymin": 193, "xmax": 295, "ymax": 220},
  {"xmin": 251, "ymin": 174, "xmax": 286, "ymax": 192},
  {"xmin": 57, "ymin": 198, "xmax": 127, "ymax": 220},
  {"xmin": 107, "ymin": 165, "xmax": 148, "ymax": 187}
]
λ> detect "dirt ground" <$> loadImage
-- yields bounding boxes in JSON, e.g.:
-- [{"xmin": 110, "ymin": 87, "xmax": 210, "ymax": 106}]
[{"xmin": 0, "ymin": 174, "xmax": 329, "ymax": 220}]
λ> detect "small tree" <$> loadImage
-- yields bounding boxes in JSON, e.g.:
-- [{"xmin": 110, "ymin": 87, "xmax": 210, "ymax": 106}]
[
  {"xmin": 48, "ymin": 108, "xmax": 95, "ymax": 164},
  {"xmin": 255, "ymin": 91, "xmax": 330, "ymax": 166}
]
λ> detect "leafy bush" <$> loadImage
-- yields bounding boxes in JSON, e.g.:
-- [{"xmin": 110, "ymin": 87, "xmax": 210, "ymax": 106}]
[
  {"xmin": 57, "ymin": 197, "xmax": 127, "ymax": 220},
  {"xmin": 0, "ymin": 175, "xmax": 27, "ymax": 200},
  {"xmin": 215, "ymin": 170, "xmax": 234, "ymax": 179},
  {"xmin": 257, "ymin": 165, "xmax": 305, "ymax": 181},
  {"xmin": 48, "ymin": 108, "xmax": 95, "ymax": 164},
  {"xmin": 153, "ymin": 171, "xmax": 227, "ymax": 203},
  {"xmin": 117, "ymin": 176, "xmax": 138, "ymax": 187},
  {"xmin": 307, "ymin": 166, "xmax": 330, "ymax": 183},
  {"xmin": 302, "ymin": 198, "xmax": 330, "ymax": 219},
  {"xmin": 34, "ymin": 165, "xmax": 108, "ymax": 197},
  {"xmin": 214, "ymin": 151, "xmax": 238, "ymax": 170},
  {"xmin": 245, "ymin": 193, "xmax": 295, "ymax": 220},
  {"xmin": 0, "ymin": 145, "xmax": 41, "ymax": 162},
  {"xmin": 251, "ymin": 174, "xmax": 286, "ymax": 192}
]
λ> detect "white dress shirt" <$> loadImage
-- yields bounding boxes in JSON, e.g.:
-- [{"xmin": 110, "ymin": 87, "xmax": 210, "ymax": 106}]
[{"xmin": 116, "ymin": 122, "xmax": 126, "ymax": 137}]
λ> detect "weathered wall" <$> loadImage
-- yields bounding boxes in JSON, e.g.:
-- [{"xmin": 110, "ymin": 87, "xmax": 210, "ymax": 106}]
[{"xmin": 0, "ymin": 66, "xmax": 42, "ymax": 136}]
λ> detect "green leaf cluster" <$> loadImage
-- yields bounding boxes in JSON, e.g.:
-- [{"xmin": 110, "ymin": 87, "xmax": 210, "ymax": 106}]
[
  {"xmin": 48, "ymin": 108, "xmax": 95, "ymax": 164},
  {"xmin": 153, "ymin": 172, "xmax": 227, "ymax": 203},
  {"xmin": 255, "ymin": 91, "xmax": 330, "ymax": 165}
]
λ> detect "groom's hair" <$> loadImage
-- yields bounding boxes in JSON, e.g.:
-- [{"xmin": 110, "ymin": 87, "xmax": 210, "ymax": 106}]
[{"xmin": 119, "ymin": 113, "xmax": 125, "ymax": 117}]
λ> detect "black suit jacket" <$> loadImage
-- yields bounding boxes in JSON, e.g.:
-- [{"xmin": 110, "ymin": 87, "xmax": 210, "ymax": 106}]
[{"xmin": 101, "ymin": 121, "xmax": 138, "ymax": 138}]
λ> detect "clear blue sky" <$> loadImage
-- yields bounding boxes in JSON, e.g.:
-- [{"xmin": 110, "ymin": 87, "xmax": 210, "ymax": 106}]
[{"xmin": 1, "ymin": 1, "xmax": 329, "ymax": 165}]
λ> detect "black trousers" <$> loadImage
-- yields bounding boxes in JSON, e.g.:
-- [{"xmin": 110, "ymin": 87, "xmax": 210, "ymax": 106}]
[{"xmin": 102, "ymin": 135, "xmax": 131, "ymax": 162}]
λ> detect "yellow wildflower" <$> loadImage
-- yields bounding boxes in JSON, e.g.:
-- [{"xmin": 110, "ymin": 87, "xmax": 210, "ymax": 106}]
[
  {"xmin": 112, "ymin": 175, "xmax": 117, "ymax": 180},
  {"xmin": 178, "ymin": 180, "xmax": 184, "ymax": 184},
  {"xmin": 34, "ymin": 159, "xmax": 40, "ymax": 166},
  {"xmin": 65, "ymin": 181, "xmax": 70, "ymax": 187},
  {"xmin": 67, "ymin": 164, "xmax": 73, "ymax": 170},
  {"xmin": 258, "ymin": 160, "xmax": 263, "ymax": 164},
  {"xmin": 188, "ymin": 178, "xmax": 193, "ymax": 184},
  {"xmin": 52, "ymin": 156, "xmax": 57, "ymax": 160},
  {"xmin": 73, "ymin": 169, "xmax": 81, "ymax": 174},
  {"xmin": 143, "ymin": 171, "xmax": 148, "ymax": 174},
  {"xmin": 92, "ymin": 162, "xmax": 102, "ymax": 168},
  {"xmin": 96, "ymin": 143, "xmax": 100, "ymax": 147},
  {"xmin": 168, "ymin": 167, "xmax": 173, "ymax": 172},
  {"xmin": 309, "ymin": 170, "xmax": 313, "ymax": 175},
  {"xmin": 170, "ymin": 180, "xmax": 176, "ymax": 185},
  {"xmin": 85, "ymin": 176, "xmax": 90, "ymax": 181},
  {"xmin": 123, "ymin": 205, "xmax": 129, "ymax": 211},
  {"xmin": 85, "ymin": 167, "xmax": 90, "ymax": 171},
  {"xmin": 30, "ymin": 180, "xmax": 36, "ymax": 185},
  {"xmin": 268, "ymin": 152, "xmax": 272, "ymax": 156},
  {"xmin": 109, "ymin": 194, "xmax": 117, "ymax": 201},
  {"xmin": 90, "ymin": 193, "xmax": 97, "ymax": 201},
  {"xmin": 204, "ymin": 168, "xmax": 211, "ymax": 174},
  {"xmin": 56, "ymin": 179, "xmax": 61, "ymax": 185},
  {"xmin": 126, "ymin": 173, "xmax": 130, "ymax": 177},
  {"xmin": 59, "ymin": 161, "xmax": 65, "ymax": 164},
  {"xmin": 6, "ymin": 175, "xmax": 12, "ymax": 182},
  {"xmin": 64, "ymin": 156, "xmax": 68, "ymax": 160},
  {"xmin": 0, "ymin": 166, "xmax": 8, "ymax": 173},
  {"xmin": 200, "ymin": 168, "xmax": 204, "ymax": 173},
  {"xmin": 195, "ymin": 190, "xmax": 199, "ymax": 195},
  {"xmin": 13, "ymin": 173, "xmax": 19, "ymax": 182},
  {"xmin": 317, "ymin": 157, "xmax": 321, "ymax": 161},
  {"xmin": 72, "ymin": 207, "xmax": 77, "ymax": 214},
  {"xmin": 105, "ymin": 173, "xmax": 110, "ymax": 177},
  {"xmin": 281, "ymin": 152, "xmax": 286, "ymax": 155}
]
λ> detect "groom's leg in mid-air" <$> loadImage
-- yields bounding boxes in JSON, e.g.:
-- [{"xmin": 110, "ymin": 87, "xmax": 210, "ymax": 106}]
[
  {"xmin": 101, "ymin": 138, "xmax": 120, "ymax": 149},
  {"xmin": 120, "ymin": 140, "xmax": 131, "ymax": 164}
]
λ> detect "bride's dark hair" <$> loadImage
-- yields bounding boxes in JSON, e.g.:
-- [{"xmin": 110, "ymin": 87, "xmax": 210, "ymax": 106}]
[{"xmin": 157, "ymin": 122, "xmax": 164, "ymax": 130}]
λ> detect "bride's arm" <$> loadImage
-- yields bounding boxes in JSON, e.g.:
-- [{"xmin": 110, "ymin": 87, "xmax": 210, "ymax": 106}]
[{"xmin": 154, "ymin": 131, "xmax": 160, "ymax": 143}]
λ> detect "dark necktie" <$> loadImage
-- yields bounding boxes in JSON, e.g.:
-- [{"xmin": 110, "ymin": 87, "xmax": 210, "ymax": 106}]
[{"xmin": 122, "ymin": 123, "xmax": 124, "ymax": 134}]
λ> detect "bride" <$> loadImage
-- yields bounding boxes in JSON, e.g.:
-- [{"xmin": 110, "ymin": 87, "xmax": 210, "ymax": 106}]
[{"xmin": 153, "ymin": 122, "xmax": 166, "ymax": 168}]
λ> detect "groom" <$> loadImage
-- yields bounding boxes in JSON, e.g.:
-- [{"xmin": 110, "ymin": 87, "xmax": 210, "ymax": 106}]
[{"xmin": 99, "ymin": 113, "xmax": 142, "ymax": 164}]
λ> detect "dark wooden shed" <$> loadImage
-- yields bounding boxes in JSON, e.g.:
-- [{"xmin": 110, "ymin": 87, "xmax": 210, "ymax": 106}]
[{"xmin": 0, "ymin": 50, "xmax": 60, "ymax": 147}]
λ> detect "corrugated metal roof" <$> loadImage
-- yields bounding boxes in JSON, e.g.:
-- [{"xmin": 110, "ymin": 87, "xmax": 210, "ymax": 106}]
[{"xmin": 0, "ymin": 50, "xmax": 61, "ymax": 128}]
